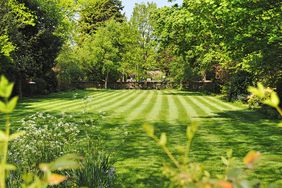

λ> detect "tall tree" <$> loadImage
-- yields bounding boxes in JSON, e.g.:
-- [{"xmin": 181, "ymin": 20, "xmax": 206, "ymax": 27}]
[
  {"xmin": 78, "ymin": 0, "xmax": 124, "ymax": 41},
  {"xmin": 79, "ymin": 20, "xmax": 122, "ymax": 89},
  {"xmin": 0, "ymin": 0, "xmax": 72, "ymax": 98},
  {"xmin": 129, "ymin": 2, "xmax": 158, "ymax": 81}
]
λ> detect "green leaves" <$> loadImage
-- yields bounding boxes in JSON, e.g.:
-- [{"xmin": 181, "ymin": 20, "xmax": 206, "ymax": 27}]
[
  {"xmin": 248, "ymin": 83, "xmax": 265, "ymax": 98},
  {"xmin": 0, "ymin": 97, "xmax": 18, "ymax": 113},
  {"xmin": 143, "ymin": 124, "xmax": 154, "ymax": 137},
  {"xmin": 40, "ymin": 154, "xmax": 81, "ymax": 172},
  {"xmin": 264, "ymin": 92, "xmax": 280, "ymax": 108},
  {"xmin": 0, "ymin": 131, "xmax": 25, "ymax": 141},
  {"xmin": 248, "ymin": 83, "xmax": 280, "ymax": 108},
  {"xmin": 0, "ymin": 131, "xmax": 8, "ymax": 141},
  {"xmin": 0, "ymin": 76, "xmax": 17, "ymax": 114},
  {"xmin": 159, "ymin": 133, "xmax": 167, "ymax": 146},
  {"xmin": 0, "ymin": 76, "xmax": 14, "ymax": 98},
  {"xmin": 186, "ymin": 122, "xmax": 198, "ymax": 141}
]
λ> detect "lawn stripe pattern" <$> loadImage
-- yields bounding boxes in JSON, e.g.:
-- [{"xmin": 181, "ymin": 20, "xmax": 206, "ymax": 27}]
[{"xmin": 14, "ymin": 89, "xmax": 282, "ymax": 187}]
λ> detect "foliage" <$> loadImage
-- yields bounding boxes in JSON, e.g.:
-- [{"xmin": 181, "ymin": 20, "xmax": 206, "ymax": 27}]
[
  {"xmin": 79, "ymin": 19, "xmax": 122, "ymax": 88},
  {"xmin": 7, "ymin": 111, "xmax": 118, "ymax": 187},
  {"xmin": 0, "ymin": 0, "xmax": 74, "ymax": 97},
  {"xmin": 248, "ymin": 83, "xmax": 282, "ymax": 122},
  {"xmin": 56, "ymin": 44, "xmax": 85, "ymax": 90},
  {"xmin": 9, "ymin": 113, "xmax": 81, "ymax": 168},
  {"xmin": 77, "ymin": 0, "xmax": 124, "ymax": 42},
  {"xmin": 75, "ymin": 145, "xmax": 116, "ymax": 188},
  {"xmin": 248, "ymin": 85, "xmax": 274, "ymax": 109},
  {"xmin": 129, "ymin": 2, "xmax": 158, "ymax": 80},
  {"xmin": 153, "ymin": 0, "xmax": 282, "ymax": 96},
  {"xmin": 0, "ymin": 75, "xmax": 80, "ymax": 188}
]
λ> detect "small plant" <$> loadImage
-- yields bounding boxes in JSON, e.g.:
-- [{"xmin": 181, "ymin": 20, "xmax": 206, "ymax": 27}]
[
  {"xmin": 0, "ymin": 75, "xmax": 19, "ymax": 188},
  {"xmin": 74, "ymin": 144, "xmax": 116, "ymax": 188}
]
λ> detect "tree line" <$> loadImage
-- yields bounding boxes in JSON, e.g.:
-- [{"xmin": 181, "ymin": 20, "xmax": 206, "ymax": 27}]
[{"xmin": 0, "ymin": 0, "xmax": 281, "ymax": 100}]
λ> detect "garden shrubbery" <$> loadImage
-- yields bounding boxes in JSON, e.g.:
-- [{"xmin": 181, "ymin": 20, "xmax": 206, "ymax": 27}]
[{"xmin": 7, "ymin": 112, "xmax": 117, "ymax": 187}]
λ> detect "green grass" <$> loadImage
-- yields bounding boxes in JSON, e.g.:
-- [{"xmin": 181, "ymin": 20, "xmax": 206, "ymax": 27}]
[{"xmin": 11, "ymin": 89, "xmax": 282, "ymax": 187}]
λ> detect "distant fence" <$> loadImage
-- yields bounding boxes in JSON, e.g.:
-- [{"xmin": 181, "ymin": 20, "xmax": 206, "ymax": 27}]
[
  {"xmin": 71, "ymin": 81, "xmax": 219, "ymax": 92},
  {"xmin": 72, "ymin": 81, "xmax": 175, "ymax": 90}
]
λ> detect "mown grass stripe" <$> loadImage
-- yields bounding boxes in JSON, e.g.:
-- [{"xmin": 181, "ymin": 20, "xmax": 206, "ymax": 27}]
[
  {"xmin": 194, "ymin": 96, "xmax": 222, "ymax": 112},
  {"xmin": 21, "ymin": 90, "xmax": 105, "ymax": 108},
  {"xmin": 17, "ymin": 90, "xmax": 116, "ymax": 114},
  {"xmin": 125, "ymin": 91, "xmax": 154, "ymax": 122},
  {"xmin": 43, "ymin": 90, "xmax": 124, "ymax": 112},
  {"xmin": 86, "ymin": 90, "xmax": 133, "ymax": 112},
  {"xmin": 173, "ymin": 92, "xmax": 190, "ymax": 124},
  {"xmin": 206, "ymin": 96, "xmax": 241, "ymax": 110},
  {"xmin": 184, "ymin": 96, "xmax": 210, "ymax": 117},
  {"xmin": 112, "ymin": 90, "xmax": 147, "ymax": 116},
  {"xmin": 176, "ymin": 95, "xmax": 197, "ymax": 120},
  {"xmin": 127, "ymin": 91, "xmax": 155, "ymax": 122},
  {"xmin": 98, "ymin": 90, "xmax": 140, "ymax": 112},
  {"xmin": 142, "ymin": 90, "xmax": 159, "ymax": 122},
  {"xmin": 146, "ymin": 90, "xmax": 162, "ymax": 122},
  {"xmin": 166, "ymin": 92, "xmax": 179, "ymax": 123},
  {"xmin": 188, "ymin": 96, "xmax": 212, "ymax": 116},
  {"xmin": 159, "ymin": 91, "xmax": 169, "ymax": 122}
]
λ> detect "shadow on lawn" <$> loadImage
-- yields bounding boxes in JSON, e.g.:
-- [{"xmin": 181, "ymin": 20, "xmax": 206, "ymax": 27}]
[{"xmin": 96, "ymin": 108, "xmax": 282, "ymax": 187}]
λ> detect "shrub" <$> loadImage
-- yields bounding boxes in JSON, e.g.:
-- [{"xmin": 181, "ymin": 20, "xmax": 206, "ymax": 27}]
[
  {"xmin": 8, "ymin": 113, "xmax": 81, "ymax": 186},
  {"xmin": 74, "ymin": 144, "xmax": 116, "ymax": 188},
  {"xmin": 0, "ymin": 75, "xmax": 80, "ymax": 188},
  {"xmin": 8, "ymin": 112, "xmax": 117, "ymax": 187}
]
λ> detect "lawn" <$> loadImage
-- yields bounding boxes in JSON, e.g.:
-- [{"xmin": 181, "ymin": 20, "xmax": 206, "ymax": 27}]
[{"xmin": 11, "ymin": 89, "xmax": 282, "ymax": 187}]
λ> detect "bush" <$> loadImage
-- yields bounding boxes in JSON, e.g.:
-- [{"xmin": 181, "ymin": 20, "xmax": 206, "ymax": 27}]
[
  {"xmin": 248, "ymin": 86, "xmax": 281, "ymax": 118},
  {"xmin": 75, "ymin": 145, "xmax": 116, "ymax": 188},
  {"xmin": 8, "ymin": 112, "xmax": 117, "ymax": 187},
  {"xmin": 222, "ymin": 70, "xmax": 253, "ymax": 101}
]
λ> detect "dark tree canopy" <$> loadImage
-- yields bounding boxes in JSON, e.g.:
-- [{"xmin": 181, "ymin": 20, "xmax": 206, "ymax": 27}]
[{"xmin": 78, "ymin": 0, "xmax": 124, "ymax": 37}]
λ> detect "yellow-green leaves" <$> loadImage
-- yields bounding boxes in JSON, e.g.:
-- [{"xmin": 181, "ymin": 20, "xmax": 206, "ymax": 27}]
[
  {"xmin": 186, "ymin": 122, "xmax": 198, "ymax": 141},
  {"xmin": 264, "ymin": 92, "xmax": 280, "ymax": 108},
  {"xmin": 159, "ymin": 133, "xmax": 167, "ymax": 146},
  {"xmin": 40, "ymin": 154, "xmax": 81, "ymax": 172},
  {"xmin": 9, "ymin": 131, "xmax": 25, "ymax": 141},
  {"xmin": 248, "ymin": 83, "xmax": 265, "ymax": 98},
  {"xmin": 3, "ymin": 164, "xmax": 16, "ymax": 171},
  {"xmin": 0, "ymin": 131, "xmax": 8, "ymax": 141},
  {"xmin": 0, "ymin": 131, "xmax": 25, "ymax": 142},
  {"xmin": 0, "ymin": 76, "xmax": 17, "ymax": 114},
  {"xmin": 143, "ymin": 124, "xmax": 154, "ymax": 137},
  {"xmin": 0, "ymin": 76, "xmax": 14, "ymax": 98},
  {"xmin": 36, "ymin": 154, "xmax": 81, "ymax": 187},
  {"xmin": 248, "ymin": 83, "xmax": 282, "ymax": 117},
  {"xmin": 0, "ymin": 97, "xmax": 18, "ymax": 113}
]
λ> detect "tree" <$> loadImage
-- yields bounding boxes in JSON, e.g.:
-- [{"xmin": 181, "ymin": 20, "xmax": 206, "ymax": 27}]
[
  {"xmin": 0, "ymin": 0, "xmax": 74, "ymax": 98},
  {"xmin": 78, "ymin": 0, "xmax": 124, "ymax": 41},
  {"xmin": 80, "ymin": 20, "xmax": 122, "ymax": 89},
  {"xmin": 130, "ymin": 2, "xmax": 158, "ymax": 81}
]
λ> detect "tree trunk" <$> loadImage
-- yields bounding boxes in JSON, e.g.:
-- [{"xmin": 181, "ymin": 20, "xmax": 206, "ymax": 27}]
[
  {"xmin": 104, "ymin": 72, "xmax": 109, "ymax": 89},
  {"xmin": 17, "ymin": 74, "xmax": 23, "ymax": 100}
]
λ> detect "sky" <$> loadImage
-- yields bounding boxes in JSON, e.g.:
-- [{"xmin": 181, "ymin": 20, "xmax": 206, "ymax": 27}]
[{"xmin": 122, "ymin": 0, "xmax": 183, "ymax": 19}]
